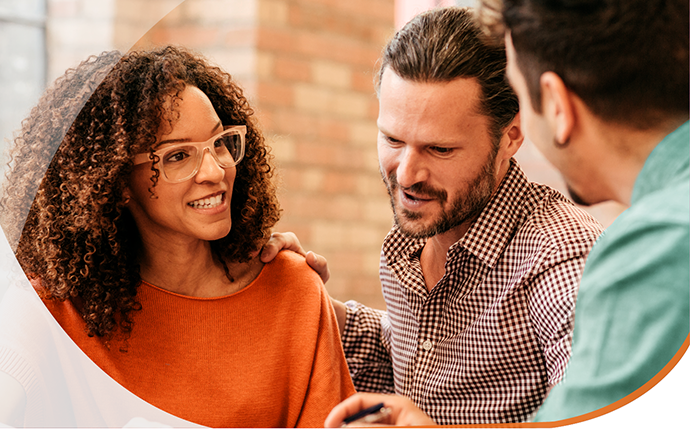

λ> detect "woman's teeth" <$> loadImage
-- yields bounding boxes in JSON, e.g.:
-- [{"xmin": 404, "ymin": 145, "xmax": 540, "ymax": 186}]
[{"xmin": 189, "ymin": 193, "xmax": 223, "ymax": 209}]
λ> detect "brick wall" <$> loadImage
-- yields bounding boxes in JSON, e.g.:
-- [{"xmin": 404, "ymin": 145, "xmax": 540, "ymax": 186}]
[
  {"xmin": 254, "ymin": 0, "xmax": 395, "ymax": 309},
  {"xmin": 128, "ymin": 0, "xmax": 396, "ymax": 310},
  {"xmin": 40, "ymin": 0, "xmax": 624, "ymax": 313}
]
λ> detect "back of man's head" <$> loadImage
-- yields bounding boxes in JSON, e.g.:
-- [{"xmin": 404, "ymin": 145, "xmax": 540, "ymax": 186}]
[
  {"xmin": 479, "ymin": 0, "xmax": 689, "ymax": 129},
  {"xmin": 378, "ymin": 6, "xmax": 519, "ymax": 144}
]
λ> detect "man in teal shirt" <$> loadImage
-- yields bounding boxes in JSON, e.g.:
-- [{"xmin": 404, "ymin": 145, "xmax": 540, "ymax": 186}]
[
  {"xmin": 324, "ymin": 0, "xmax": 689, "ymax": 425},
  {"xmin": 530, "ymin": 121, "xmax": 689, "ymax": 420},
  {"xmin": 490, "ymin": 0, "xmax": 689, "ymax": 421}
]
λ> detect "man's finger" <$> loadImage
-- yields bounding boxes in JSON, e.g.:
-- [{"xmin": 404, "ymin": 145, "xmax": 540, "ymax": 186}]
[
  {"xmin": 306, "ymin": 251, "xmax": 330, "ymax": 283},
  {"xmin": 260, "ymin": 232, "xmax": 306, "ymax": 263},
  {"xmin": 324, "ymin": 393, "xmax": 385, "ymax": 428}
]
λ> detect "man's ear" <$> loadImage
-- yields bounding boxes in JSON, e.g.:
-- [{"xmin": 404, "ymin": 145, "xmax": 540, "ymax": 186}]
[
  {"xmin": 540, "ymin": 72, "xmax": 575, "ymax": 146},
  {"xmin": 500, "ymin": 112, "xmax": 524, "ymax": 160}
]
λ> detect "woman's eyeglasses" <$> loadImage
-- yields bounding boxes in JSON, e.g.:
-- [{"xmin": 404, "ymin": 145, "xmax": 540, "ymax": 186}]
[{"xmin": 132, "ymin": 125, "xmax": 246, "ymax": 183}]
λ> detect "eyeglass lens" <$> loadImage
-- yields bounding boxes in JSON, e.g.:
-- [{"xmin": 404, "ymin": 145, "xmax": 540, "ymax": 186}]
[{"xmin": 162, "ymin": 130, "xmax": 243, "ymax": 181}]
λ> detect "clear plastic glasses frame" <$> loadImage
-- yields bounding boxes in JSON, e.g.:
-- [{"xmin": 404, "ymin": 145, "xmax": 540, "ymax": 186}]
[{"xmin": 132, "ymin": 125, "xmax": 246, "ymax": 183}]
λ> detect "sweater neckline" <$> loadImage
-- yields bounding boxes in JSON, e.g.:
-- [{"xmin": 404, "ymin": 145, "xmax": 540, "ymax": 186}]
[{"xmin": 139, "ymin": 261, "xmax": 268, "ymax": 301}]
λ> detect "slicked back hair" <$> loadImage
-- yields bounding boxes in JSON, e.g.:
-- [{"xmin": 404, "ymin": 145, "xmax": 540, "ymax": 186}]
[{"xmin": 376, "ymin": 6, "xmax": 519, "ymax": 146}]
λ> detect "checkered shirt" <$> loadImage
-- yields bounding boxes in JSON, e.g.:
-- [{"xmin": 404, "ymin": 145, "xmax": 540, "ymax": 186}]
[{"xmin": 341, "ymin": 159, "xmax": 603, "ymax": 425}]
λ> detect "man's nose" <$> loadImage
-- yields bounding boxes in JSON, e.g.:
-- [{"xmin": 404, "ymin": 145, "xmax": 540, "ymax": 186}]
[{"xmin": 395, "ymin": 146, "xmax": 429, "ymax": 188}]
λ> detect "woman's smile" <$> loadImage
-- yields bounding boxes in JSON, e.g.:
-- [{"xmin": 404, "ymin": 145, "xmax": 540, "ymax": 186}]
[
  {"xmin": 188, "ymin": 192, "xmax": 226, "ymax": 210},
  {"xmin": 125, "ymin": 85, "xmax": 236, "ymax": 242}
]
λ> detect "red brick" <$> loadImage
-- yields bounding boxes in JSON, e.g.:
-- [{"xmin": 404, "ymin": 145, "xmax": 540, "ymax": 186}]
[
  {"xmin": 270, "ymin": 109, "xmax": 318, "ymax": 137},
  {"xmin": 367, "ymin": 98, "xmax": 380, "ymax": 120},
  {"xmin": 256, "ymin": 81, "xmax": 294, "ymax": 108},
  {"xmin": 295, "ymin": 0, "xmax": 395, "ymax": 23},
  {"xmin": 273, "ymin": 56, "xmax": 311, "ymax": 82},
  {"xmin": 317, "ymin": 117, "xmax": 351, "ymax": 141},
  {"xmin": 272, "ymin": 220, "xmax": 313, "ymax": 242},
  {"xmin": 223, "ymin": 27, "xmax": 257, "ymax": 48},
  {"xmin": 287, "ymin": 1, "xmax": 390, "ymax": 43},
  {"xmin": 293, "ymin": 140, "xmax": 340, "ymax": 166},
  {"xmin": 144, "ymin": 25, "xmax": 221, "ymax": 48},
  {"xmin": 256, "ymin": 27, "xmax": 298, "ymax": 53},
  {"xmin": 352, "ymin": 69, "xmax": 377, "ymax": 93},
  {"xmin": 337, "ymin": 0, "xmax": 395, "ymax": 22},
  {"xmin": 322, "ymin": 171, "xmax": 358, "ymax": 194},
  {"xmin": 296, "ymin": 31, "xmax": 381, "ymax": 67},
  {"xmin": 295, "ymin": 139, "xmax": 368, "ymax": 170}
]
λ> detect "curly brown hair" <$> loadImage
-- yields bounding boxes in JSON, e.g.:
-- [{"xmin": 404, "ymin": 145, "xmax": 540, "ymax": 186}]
[{"xmin": 0, "ymin": 46, "xmax": 281, "ymax": 339}]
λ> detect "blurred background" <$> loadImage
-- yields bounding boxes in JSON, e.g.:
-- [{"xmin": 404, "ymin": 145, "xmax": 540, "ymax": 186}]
[{"xmin": 0, "ymin": 0, "xmax": 624, "ymax": 310}]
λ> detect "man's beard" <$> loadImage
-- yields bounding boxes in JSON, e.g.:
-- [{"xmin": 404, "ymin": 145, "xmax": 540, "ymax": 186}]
[{"xmin": 382, "ymin": 150, "xmax": 498, "ymax": 239}]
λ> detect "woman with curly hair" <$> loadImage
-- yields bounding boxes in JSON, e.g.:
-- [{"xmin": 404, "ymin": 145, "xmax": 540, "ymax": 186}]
[{"xmin": 0, "ymin": 46, "xmax": 354, "ymax": 427}]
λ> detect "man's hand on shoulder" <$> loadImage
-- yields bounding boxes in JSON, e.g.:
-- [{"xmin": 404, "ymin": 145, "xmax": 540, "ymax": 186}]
[{"xmin": 260, "ymin": 232, "xmax": 331, "ymax": 283}]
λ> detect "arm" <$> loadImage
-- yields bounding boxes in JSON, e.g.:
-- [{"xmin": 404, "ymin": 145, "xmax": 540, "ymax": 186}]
[
  {"xmin": 331, "ymin": 298, "xmax": 347, "ymax": 337},
  {"xmin": 525, "ymin": 247, "xmax": 591, "ymax": 386},
  {"xmin": 262, "ymin": 233, "xmax": 395, "ymax": 392},
  {"xmin": 535, "ymin": 215, "xmax": 689, "ymax": 421},
  {"xmin": 324, "ymin": 392, "xmax": 436, "ymax": 427},
  {"xmin": 522, "ymin": 201, "xmax": 603, "ymax": 386},
  {"xmin": 295, "ymin": 285, "xmax": 356, "ymax": 428},
  {"xmin": 340, "ymin": 301, "xmax": 395, "ymax": 393},
  {"xmin": 0, "ymin": 371, "xmax": 26, "ymax": 427}
]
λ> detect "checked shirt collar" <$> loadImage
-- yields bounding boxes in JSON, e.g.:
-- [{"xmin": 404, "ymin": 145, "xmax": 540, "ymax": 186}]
[{"xmin": 382, "ymin": 158, "xmax": 532, "ymax": 288}]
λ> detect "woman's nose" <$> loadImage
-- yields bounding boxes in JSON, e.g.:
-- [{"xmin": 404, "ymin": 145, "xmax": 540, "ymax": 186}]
[{"xmin": 194, "ymin": 147, "xmax": 226, "ymax": 183}]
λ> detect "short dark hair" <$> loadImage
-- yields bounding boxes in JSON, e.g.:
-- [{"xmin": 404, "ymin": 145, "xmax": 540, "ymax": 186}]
[
  {"xmin": 478, "ymin": 0, "xmax": 690, "ymax": 129},
  {"xmin": 376, "ymin": 6, "xmax": 519, "ymax": 145}
]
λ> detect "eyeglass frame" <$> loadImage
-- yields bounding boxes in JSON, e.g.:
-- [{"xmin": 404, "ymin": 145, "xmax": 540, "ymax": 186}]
[{"xmin": 132, "ymin": 125, "xmax": 246, "ymax": 183}]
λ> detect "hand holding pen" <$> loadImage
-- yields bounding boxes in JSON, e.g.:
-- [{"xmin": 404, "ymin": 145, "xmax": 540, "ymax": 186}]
[{"xmin": 325, "ymin": 393, "xmax": 437, "ymax": 427}]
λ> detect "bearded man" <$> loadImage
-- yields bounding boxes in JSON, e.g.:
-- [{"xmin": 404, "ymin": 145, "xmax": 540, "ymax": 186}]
[
  {"xmin": 265, "ymin": 6, "xmax": 603, "ymax": 424},
  {"xmin": 328, "ymin": 6, "xmax": 602, "ymax": 424}
]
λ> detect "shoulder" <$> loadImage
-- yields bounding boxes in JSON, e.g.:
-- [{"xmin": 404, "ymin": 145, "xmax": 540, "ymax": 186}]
[
  {"xmin": 258, "ymin": 251, "xmax": 325, "ymax": 294},
  {"xmin": 520, "ymin": 183, "xmax": 603, "ymax": 251},
  {"xmin": 586, "ymin": 193, "xmax": 688, "ymax": 272},
  {"xmin": 265, "ymin": 251, "xmax": 313, "ymax": 275},
  {"xmin": 577, "ymin": 191, "xmax": 689, "ymax": 318},
  {"xmin": 596, "ymin": 180, "xmax": 688, "ymax": 253},
  {"xmin": 628, "ymin": 180, "xmax": 689, "ymax": 227}
]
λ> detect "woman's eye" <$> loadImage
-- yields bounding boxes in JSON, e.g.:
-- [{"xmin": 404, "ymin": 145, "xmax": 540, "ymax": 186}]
[{"xmin": 164, "ymin": 148, "xmax": 192, "ymax": 163}]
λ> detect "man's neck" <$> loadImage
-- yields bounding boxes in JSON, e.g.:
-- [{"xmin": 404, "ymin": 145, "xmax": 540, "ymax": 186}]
[
  {"xmin": 416, "ymin": 160, "xmax": 512, "ymax": 292},
  {"xmin": 419, "ymin": 222, "xmax": 471, "ymax": 292},
  {"xmin": 579, "ymin": 114, "xmax": 687, "ymax": 205}
]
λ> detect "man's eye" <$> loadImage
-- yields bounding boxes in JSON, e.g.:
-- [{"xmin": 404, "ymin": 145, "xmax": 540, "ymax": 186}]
[
  {"xmin": 385, "ymin": 135, "xmax": 403, "ymax": 145},
  {"xmin": 430, "ymin": 146, "xmax": 454, "ymax": 155}
]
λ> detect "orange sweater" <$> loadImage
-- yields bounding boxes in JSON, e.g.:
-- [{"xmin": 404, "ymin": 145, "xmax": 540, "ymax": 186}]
[{"xmin": 43, "ymin": 252, "xmax": 355, "ymax": 427}]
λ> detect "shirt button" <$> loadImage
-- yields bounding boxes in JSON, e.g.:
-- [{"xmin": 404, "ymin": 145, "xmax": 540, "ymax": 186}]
[{"xmin": 421, "ymin": 340, "xmax": 433, "ymax": 351}]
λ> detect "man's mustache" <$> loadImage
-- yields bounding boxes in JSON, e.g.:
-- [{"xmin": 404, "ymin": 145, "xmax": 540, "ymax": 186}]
[{"xmin": 384, "ymin": 172, "xmax": 448, "ymax": 204}]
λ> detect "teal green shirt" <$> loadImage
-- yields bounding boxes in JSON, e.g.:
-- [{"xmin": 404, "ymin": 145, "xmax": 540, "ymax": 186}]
[{"xmin": 535, "ymin": 121, "xmax": 690, "ymax": 421}]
